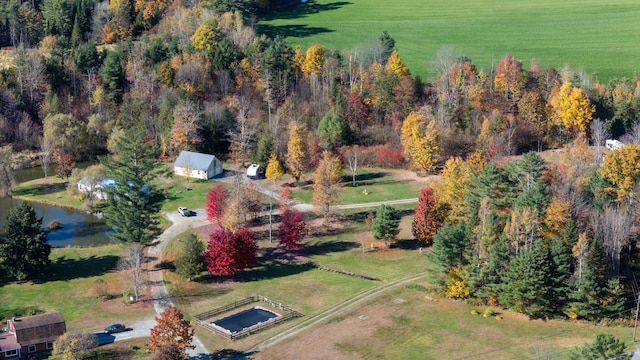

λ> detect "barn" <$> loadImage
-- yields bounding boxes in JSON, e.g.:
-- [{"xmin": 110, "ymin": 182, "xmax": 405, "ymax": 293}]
[{"xmin": 174, "ymin": 151, "xmax": 223, "ymax": 180}]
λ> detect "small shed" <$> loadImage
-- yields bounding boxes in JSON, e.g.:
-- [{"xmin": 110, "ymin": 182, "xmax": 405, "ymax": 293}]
[
  {"xmin": 174, "ymin": 151, "xmax": 223, "ymax": 180},
  {"xmin": 605, "ymin": 139, "xmax": 625, "ymax": 151},
  {"xmin": 246, "ymin": 164, "xmax": 261, "ymax": 179}
]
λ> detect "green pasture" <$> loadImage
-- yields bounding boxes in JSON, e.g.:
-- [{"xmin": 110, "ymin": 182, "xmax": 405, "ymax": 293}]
[
  {"xmin": 324, "ymin": 287, "xmax": 635, "ymax": 359},
  {"xmin": 291, "ymin": 168, "xmax": 425, "ymax": 204},
  {"xmin": 259, "ymin": 0, "xmax": 640, "ymax": 82},
  {"xmin": 0, "ymin": 245, "xmax": 153, "ymax": 331},
  {"xmin": 13, "ymin": 177, "xmax": 85, "ymax": 209}
]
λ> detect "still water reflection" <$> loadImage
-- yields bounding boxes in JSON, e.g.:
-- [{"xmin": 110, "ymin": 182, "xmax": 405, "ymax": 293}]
[{"xmin": 0, "ymin": 198, "xmax": 113, "ymax": 247}]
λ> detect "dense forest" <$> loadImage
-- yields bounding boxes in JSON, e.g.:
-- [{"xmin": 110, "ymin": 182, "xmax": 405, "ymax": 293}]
[{"xmin": 2, "ymin": 0, "xmax": 640, "ymax": 321}]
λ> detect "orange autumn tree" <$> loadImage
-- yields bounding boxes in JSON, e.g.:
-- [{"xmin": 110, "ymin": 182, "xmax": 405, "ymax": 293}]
[{"xmin": 149, "ymin": 306, "xmax": 194, "ymax": 358}]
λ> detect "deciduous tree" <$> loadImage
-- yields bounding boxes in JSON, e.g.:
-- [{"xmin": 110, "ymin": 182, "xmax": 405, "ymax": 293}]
[
  {"xmin": 149, "ymin": 306, "xmax": 194, "ymax": 358},
  {"xmin": 400, "ymin": 110, "xmax": 440, "ymax": 174},
  {"xmin": 206, "ymin": 184, "xmax": 228, "ymax": 226},
  {"xmin": 0, "ymin": 202, "xmax": 50, "ymax": 281},
  {"xmin": 286, "ymin": 123, "xmax": 307, "ymax": 183},
  {"xmin": 278, "ymin": 209, "xmax": 305, "ymax": 250},
  {"xmin": 550, "ymin": 82, "xmax": 595, "ymax": 136},
  {"xmin": 53, "ymin": 333, "xmax": 98, "ymax": 360},
  {"xmin": 312, "ymin": 150, "xmax": 343, "ymax": 223},
  {"xmin": 265, "ymin": 152, "xmax": 284, "ymax": 241},
  {"xmin": 205, "ymin": 228, "xmax": 257, "ymax": 276},
  {"xmin": 600, "ymin": 143, "xmax": 640, "ymax": 200},
  {"xmin": 412, "ymin": 187, "xmax": 444, "ymax": 246},
  {"xmin": 117, "ymin": 243, "xmax": 145, "ymax": 302}
]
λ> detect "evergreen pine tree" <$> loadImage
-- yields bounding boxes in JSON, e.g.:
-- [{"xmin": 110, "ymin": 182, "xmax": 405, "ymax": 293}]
[
  {"xmin": 497, "ymin": 241, "xmax": 554, "ymax": 318},
  {"xmin": 100, "ymin": 128, "xmax": 162, "ymax": 244},
  {"xmin": 372, "ymin": 205, "xmax": 400, "ymax": 246},
  {"xmin": 175, "ymin": 233, "xmax": 205, "ymax": 281},
  {"xmin": 1, "ymin": 202, "xmax": 50, "ymax": 280},
  {"xmin": 430, "ymin": 221, "xmax": 468, "ymax": 271}
]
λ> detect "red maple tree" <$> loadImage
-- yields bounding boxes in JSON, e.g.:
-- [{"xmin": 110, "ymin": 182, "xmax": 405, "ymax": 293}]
[
  {"xmin": 412, "ymin": 187, "xmax": 444, "ymax": 246},
  {"xmin": 278, "ymin": 209, "xmax": 306, "ymax": 250},
  {"xmin": 149, "ymin": 306, "xmax": 194, "ymax": 358},
  {"xmin": 205, "ymin": 228, "xmax": 257, "ymax": 276},
  {"xmin": 206, "ymin": 184, "xmax": 228, "ymax": 225}
]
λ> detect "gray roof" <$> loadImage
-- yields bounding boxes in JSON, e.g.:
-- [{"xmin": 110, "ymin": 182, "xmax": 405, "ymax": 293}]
[{"xmin": 174, "ymin": 151, "xmax": 218, "ymax": 171}]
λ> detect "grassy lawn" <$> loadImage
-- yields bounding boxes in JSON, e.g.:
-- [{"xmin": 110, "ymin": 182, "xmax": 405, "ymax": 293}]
[
  {"xmin": 290, "ymin": 168, "xmax": 428, "ymax": 205},
  {"xmin": 257, "ymin": 285, "xmax": 636, "ymax": 359},
  {"xmin": 13, "ymin": 177, "xmax": 85, "ymax": 209},
  {"xmin": 0, "ymin": 245, "xmax": 154, "ymax": 332},
  {"xmin": 258, "ymin": 0, "xmax": 640, "ymax": 82}
]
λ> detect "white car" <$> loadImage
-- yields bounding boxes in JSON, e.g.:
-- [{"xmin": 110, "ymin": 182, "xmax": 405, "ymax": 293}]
[{"xmin": 178, "ymin": 207, "xmax": 193, "ymax": 217}]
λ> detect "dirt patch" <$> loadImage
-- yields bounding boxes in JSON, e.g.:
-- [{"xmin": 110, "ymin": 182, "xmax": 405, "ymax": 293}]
[{"xmin": 255, "ymin": 304, "xmax": 398, "ymax": 360}]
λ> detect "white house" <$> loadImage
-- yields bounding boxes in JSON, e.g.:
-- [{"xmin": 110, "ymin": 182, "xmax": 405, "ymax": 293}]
[
  {"xmin": 174, "ymin": 151, "xmax": 223, "ymax": 180},
  {"xmin": 77, "ymin": 177, "xmax": 116, "ymax": 200},
  {"xmin": 605, "ymin": 139, "xmax": 625, "ymax": 151}
]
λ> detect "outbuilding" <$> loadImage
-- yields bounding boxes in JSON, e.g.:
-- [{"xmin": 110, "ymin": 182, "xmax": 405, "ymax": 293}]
[
  {"xmin": 246, "ymin": 164, "xmax": 261, "ymax": 179},
  {"xmin": 174, "ymin": 151, "xmax": 223, "ymax": 180}
]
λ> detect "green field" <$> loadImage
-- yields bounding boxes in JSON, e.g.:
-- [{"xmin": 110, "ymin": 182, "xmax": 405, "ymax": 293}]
[{"xmin": 258, "ymin": 0, "xmax": 640, "ymax": 82}]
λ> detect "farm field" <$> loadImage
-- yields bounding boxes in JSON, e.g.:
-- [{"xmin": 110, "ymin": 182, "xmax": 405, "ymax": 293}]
[{"xmin": 258, "ymin": 0, "xmax": 640, "ymax": 82}]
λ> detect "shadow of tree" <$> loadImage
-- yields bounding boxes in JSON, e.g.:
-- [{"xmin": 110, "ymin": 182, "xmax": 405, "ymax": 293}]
[
  {"xmin": 31, "ymin": 255, "xmax": 120, "ymax": 283},
  {"xmin": 258, "ymin": 23, "xmax": 334, "ymax": 39},
  {"xmin": 12, "ymin": 182, "xmax": 67, "ymax": 197},
  {"xmin": 210, "ymin": 349, "xmax": 246, "ymax": 360},
  {"xmin": 260, "ymin": 1, "xmax": 353, "ymax": 21},
  {"xmin": 303, "ymin": 239, "xmax": 360, "ymax": 256},
  {"xmin": 340, "ymin": 171, "xmax": 387, "ymax": 186}
]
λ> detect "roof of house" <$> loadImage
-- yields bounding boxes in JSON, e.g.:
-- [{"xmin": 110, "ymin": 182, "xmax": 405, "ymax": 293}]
[
  {"xmin": 0, "ymin": 333, "xmax": 20, "ymax": 352},
  {"xmin": 12, "ymin": 312, "xmax": 66, "ymax": 344},
  {"xmin": 174, "ymin": 151, "xmax": 218, "ymax": 171}
]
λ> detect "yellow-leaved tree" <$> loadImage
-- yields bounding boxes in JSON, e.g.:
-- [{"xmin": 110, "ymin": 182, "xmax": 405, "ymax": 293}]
[
  {"xmin": 312, "ymin": 150, "xmax": 343, "ymax": 224},
  {"xmin": 439, "ymin": 155, "xmax": 485, "ymax": 222},
  {"xmin": 265, "ymin": 152, "xmax": 285, "ymax": 241},
  {"xmin": 600, "ymin": 143, "xmax": 640, "ymax": 201},
  {"xmin": 550, "ymin": 82, "xmax": 595, "ymax": 136},
  {"xmin": 286, "ymin": 123, "xmax": 307, "ymax": 183},
  {"xmin": 301, "ymin": 44, "xmax": 327, "ymax": 77},
  {"xmin": 542, "ymin": 195, "xmax": 572, "ymax": 240},
  {"xmin": 191, "ymin": 21, "xmax": 218, "ymax": 52},
  {"xmin": 400, "ymin": 110, "xmax": 440, "ymax": 174},
  {"xmin": 385, "ymin": 49, "xmax": 410, "ymax": 78}
]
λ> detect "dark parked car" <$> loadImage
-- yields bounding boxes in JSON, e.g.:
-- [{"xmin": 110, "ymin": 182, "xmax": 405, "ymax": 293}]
[{"xmin": 104, "ymin": 324, "xmax": 126, "ymax": 334}]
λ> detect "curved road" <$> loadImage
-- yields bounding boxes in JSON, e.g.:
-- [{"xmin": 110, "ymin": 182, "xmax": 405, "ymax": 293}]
[{"xmin": 124, "ymin": 179, "xmax": 420, "ymax": 358}]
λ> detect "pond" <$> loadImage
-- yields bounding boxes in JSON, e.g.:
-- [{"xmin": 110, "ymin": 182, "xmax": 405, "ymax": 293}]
[{"xmin": 0, "ymin": 198, "xmax": 113, "ymax": 248}]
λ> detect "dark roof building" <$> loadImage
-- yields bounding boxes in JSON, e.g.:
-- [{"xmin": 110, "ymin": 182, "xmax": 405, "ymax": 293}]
[{"xmin": 0, "ymin": 312, "xmax": 66, "ymax": 359}]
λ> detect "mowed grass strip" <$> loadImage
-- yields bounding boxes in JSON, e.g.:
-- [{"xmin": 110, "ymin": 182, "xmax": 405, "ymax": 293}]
[
  {"xmin": 290, "ymin": 168, "xmax": 426, "ymax": 205},
  {"xmin": 258, "ymin": 0, "xmax": 640, "ymax": 81}
]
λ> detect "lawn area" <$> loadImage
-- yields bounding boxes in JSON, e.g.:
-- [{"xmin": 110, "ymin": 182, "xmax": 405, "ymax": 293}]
[
  {"xmin": 13, "ymin": 177, "xmax": 85, "ymax": 209},
  {"xmin": 0, "ymin": 245, "xmax": 154, "ymax": 332},
  {"xmin": 256, "ymin": 285, "xmax": 635, "ymax": 359},
  {"xmin": 290, "ymin": 168, "xmax": 430, "ymax": 205},
  {"xmin": 258, "ymin": 0, "xmax": 640, "ymax": 82}
]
